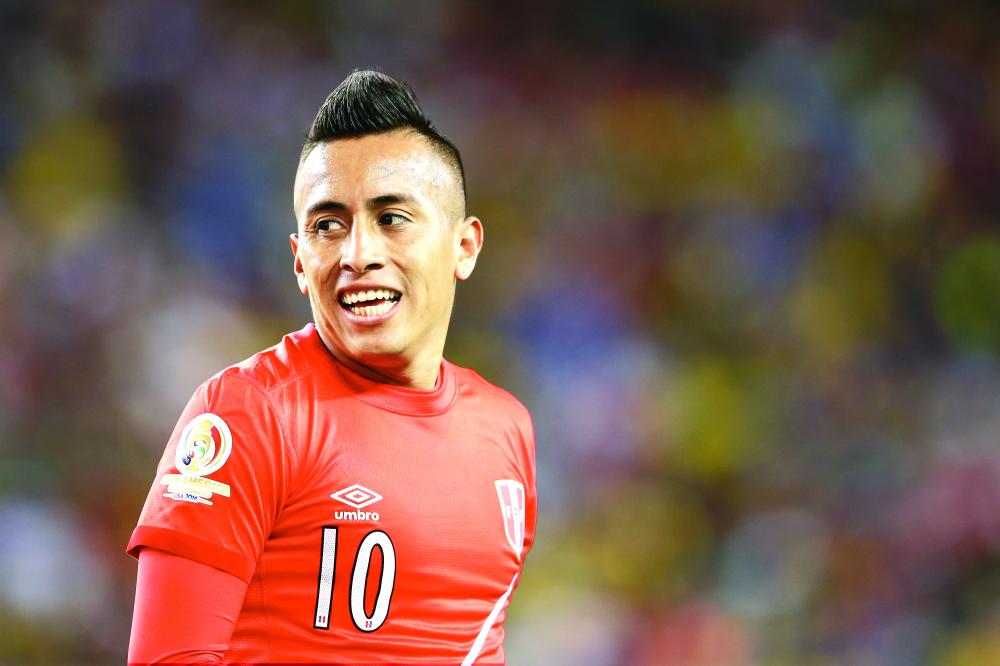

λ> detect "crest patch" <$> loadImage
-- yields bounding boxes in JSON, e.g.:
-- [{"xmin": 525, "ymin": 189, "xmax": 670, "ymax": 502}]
[{"xmin": 495, "ymin": 479, "xmax": 526, "ymax": 560}]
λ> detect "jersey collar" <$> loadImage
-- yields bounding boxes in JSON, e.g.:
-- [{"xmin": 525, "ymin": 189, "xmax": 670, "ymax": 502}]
[{"xmin": 302, "ymin": 323, "xmax": 458, "ymax": 416}]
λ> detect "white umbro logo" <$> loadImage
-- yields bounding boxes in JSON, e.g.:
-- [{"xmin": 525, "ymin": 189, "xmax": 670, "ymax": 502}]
[{"xmin": 331, "ymin": 483, "xmax": 383, "ymax": 509}]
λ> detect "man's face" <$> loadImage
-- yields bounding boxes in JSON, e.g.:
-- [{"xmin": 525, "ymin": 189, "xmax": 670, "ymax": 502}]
[{"xmin": 291, "ymin": 130, "xmax": 481, "ymax": 378}]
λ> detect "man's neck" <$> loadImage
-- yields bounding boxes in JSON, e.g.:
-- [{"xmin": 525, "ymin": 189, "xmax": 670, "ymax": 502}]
[{"xmin": 315, "ymin": 329, "xmax": 442, "ymax": 390}]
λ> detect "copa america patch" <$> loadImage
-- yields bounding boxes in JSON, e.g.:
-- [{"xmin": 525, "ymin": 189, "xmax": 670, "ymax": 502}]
[{"xmin": 160, "ymin": 412, "xmax": 233, "ymax": 505}]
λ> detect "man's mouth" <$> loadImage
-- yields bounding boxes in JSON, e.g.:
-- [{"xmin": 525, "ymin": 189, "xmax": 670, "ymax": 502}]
[{"xmin": 338, "ymin": 288, "xmax": 403, "ymax": 317}]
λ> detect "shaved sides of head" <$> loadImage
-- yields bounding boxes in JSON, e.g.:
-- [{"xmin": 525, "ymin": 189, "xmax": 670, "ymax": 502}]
[{"xmin": 301, "ymin": 70, "xmax": 466, "ymax": 218}]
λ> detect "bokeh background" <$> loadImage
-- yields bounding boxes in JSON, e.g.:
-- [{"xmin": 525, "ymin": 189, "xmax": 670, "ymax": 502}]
[{"xmin": 1, "ymin": 1, "xmax": 999, "ymax": 664}]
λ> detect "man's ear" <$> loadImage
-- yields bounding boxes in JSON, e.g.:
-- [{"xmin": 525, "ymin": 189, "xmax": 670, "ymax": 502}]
[
  {"xmin": 290, "ymin": 233, "xmax": 309, "ymax": 295},
  {"xmin": 455, "ymin": 216, "xmax": 484, "ymax": 281}
]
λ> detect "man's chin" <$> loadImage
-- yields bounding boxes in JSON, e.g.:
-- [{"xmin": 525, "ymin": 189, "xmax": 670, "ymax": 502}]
[{"xmin": 316, "ymin": 320, "xmax": 401, "ymax": 360}]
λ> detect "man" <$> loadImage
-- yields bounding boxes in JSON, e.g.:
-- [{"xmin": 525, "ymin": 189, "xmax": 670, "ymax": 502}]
[{"xmin": 127, "ymin": 70, "xmax": 536, "ymax": 664}]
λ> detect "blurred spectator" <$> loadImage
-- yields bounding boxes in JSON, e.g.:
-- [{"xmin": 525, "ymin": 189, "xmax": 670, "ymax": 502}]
[{"xmin": 0, "ymin": 1, "xmax": 997, "ymax": 663}]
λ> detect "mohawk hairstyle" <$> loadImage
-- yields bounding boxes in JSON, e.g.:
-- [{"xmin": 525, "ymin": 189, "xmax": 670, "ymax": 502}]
[{"xmin": 302, "ymin": 69, "xmax": 466, "ymax": 208}]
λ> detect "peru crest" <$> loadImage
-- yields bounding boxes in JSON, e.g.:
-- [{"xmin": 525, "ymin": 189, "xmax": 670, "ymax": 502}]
[{"xmin": 494, "ymin": 479, "xmax": 526, "ymax": 560}]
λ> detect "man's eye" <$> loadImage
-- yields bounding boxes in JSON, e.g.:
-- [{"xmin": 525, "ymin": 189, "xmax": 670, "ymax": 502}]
[
  {"xmin": 316, "ymin": 220, "xmax": 341, "ymax": 232},
  {"xmin": 378, "ymin": 213, "xmax": 408, "ymax": 226}
]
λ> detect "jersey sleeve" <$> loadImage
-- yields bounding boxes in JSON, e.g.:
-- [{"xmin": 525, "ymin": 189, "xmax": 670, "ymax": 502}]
[
  {"xmin": 126, "ymin": 372, "xmax": 295, "ymax": 582},
  {"xmin": 128, "ymin": 548, "xmax": 247, "ymax": 664}
]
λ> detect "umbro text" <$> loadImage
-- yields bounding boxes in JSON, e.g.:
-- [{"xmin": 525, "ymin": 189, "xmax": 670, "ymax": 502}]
[{"xmin": 334, "ymin": 510, "xmax": 380, "ymax": 521}]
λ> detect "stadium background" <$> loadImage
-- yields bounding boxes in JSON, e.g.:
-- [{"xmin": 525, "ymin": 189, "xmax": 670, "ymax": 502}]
[{"xmin": 1, "ymin": 1, "xmax": 999, "ymax": 664}]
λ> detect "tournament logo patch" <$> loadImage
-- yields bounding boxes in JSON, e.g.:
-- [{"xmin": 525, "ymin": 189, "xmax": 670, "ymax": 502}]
[
  {"xmin": 160, "ymin": 413, "xmax": 233, "ymax": 505},
  {"xmin": 495, "ymin": 479, "xmax": 526, "ymax": 560}
]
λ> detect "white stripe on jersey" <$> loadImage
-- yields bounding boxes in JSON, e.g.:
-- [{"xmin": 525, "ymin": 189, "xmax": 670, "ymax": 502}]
[{"xmin": 462, "ymin": 571, "xmax": 519, "ymax": 666}]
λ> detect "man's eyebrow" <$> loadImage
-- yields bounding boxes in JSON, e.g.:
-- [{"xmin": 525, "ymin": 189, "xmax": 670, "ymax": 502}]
[
  {"xmin": 367, "ymin": 193, "xmax": 417, "ymax": 208},
  {"xmin": 305, "ymin": 194, "xmax": 418, "ymax": 217},
  {"xmin": 305, "ymin": 199, "xmax": 348, "ymax": 216}
]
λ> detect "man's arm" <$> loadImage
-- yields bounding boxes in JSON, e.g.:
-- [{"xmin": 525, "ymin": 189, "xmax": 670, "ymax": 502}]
[{"xmin": 128, "ymin": 548, "xmax": 248, "ymax": 665}]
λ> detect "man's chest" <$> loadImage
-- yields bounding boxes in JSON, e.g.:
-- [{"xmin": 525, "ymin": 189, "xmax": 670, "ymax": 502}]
[{"xmin": 260, "ymin": 407, "xmax": 528, "ymax": 634}]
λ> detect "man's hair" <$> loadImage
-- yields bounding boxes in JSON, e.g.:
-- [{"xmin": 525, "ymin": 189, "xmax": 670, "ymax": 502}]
[{"xmin": 302, "ymin": 69, "xmax": 466, "ymax": 210}]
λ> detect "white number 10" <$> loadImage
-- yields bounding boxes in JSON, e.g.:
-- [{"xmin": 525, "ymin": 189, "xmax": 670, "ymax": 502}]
[{"xmin": 313, "ymin": 527, "xmax": 396, "ymax": 632}]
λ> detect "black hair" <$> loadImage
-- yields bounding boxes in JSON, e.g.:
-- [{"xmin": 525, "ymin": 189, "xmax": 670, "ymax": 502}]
[{"xmin": 302, "ymin": 69, "xmax": 466, "ymax": 209}]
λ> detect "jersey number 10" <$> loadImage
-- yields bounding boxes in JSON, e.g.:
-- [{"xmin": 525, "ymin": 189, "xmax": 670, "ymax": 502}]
[{"xmin": 313, "ymin": 526, "xmax": 396, "ymax": 632}]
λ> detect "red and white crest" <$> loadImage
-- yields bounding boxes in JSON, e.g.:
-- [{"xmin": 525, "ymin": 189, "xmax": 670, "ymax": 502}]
[{"xmin": 494, "ymin": 479, "xmax": 526, "ymax": 560}]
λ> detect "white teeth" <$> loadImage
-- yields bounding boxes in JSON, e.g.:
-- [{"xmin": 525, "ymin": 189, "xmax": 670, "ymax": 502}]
[
  {"xmin": 349, "ymin": 299, "xmax": 395, "ymax": 317},
  {"xmin": 341, "ymin": 289, "xmax": 401, "ymax": 306}
]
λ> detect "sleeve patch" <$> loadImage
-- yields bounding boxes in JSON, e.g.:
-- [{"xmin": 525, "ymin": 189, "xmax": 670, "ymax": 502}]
[{"xmin": 161, "ymin": 412, "xmax": 233, "ymax": 505}]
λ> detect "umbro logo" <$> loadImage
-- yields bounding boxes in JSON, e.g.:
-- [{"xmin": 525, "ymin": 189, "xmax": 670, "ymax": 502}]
[{"xmin": 331, "ymin": 483, "xmax": 383, "ymax": 521}]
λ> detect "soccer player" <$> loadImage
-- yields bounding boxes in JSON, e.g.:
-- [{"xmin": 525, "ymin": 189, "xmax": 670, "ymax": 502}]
[{"xmin": 126, "ymin": 70, "xmax": 536, "ymax": 664}]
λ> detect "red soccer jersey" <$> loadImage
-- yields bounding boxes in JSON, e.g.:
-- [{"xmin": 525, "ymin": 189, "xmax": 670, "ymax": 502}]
[{"xmin": 127, "ymin": 323, "xmax": 537, "ymax": 663}]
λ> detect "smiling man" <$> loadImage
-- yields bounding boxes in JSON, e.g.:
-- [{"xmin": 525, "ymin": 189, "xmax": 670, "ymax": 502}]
[{"xmin": 127, "ymin": 71, "xmax": 536, "ymax": 664}]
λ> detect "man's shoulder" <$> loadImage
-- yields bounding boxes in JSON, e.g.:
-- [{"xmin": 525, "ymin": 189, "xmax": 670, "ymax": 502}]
[
  {"xmin": 203, "ymin": 323, "xmax": 326, "ymax": 399},
  {"xmin": 450, "ymin": 362, "xmax": 532, "ymax": 423}
]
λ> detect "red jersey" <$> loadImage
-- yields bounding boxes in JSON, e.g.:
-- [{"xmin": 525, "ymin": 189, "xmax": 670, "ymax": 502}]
[{"xmin": 127, "ymin": 323, "xmax": 536, "ymax": 663}]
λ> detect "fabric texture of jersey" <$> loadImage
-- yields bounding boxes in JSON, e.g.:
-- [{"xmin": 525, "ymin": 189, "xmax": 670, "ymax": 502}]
[{"xmin": 127, "ymin": 323, "xmax": 536, "ymax": 664}]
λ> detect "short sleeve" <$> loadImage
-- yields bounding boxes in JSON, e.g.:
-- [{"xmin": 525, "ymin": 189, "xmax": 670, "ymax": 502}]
[{"xmin": 127, "ymin": 372, "xmax": 293, "ymax": 583}]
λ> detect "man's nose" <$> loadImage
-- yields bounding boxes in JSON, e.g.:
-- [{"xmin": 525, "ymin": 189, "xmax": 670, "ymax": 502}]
[{"xmin": 340, "ymin": 221, "xmax": 385, "ymax": 273}]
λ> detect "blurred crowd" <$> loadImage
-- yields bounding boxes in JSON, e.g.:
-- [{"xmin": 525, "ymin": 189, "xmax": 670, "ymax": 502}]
[{"xmin": 1, "ymin": 1, "xmax": 999, "ymax": 664}]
